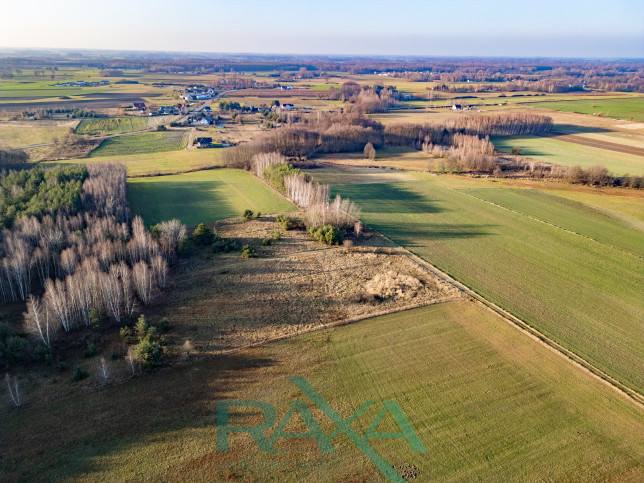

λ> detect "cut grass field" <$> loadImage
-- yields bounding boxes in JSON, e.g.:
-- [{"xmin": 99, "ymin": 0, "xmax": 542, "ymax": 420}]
[
  {"xmin": 44, "ymin": 148, "xmax": 224, "ymax": 177},
  {"xmin": 128, "ymin": 169, "xmax": 296, "ymax": 225},
  {"xmin": 492, "ymin": 134, "xmax": 644, "ymax": 175},
  {"xmin": 2, "ymin": 301, "xmax": 643, "ymax": 481},
  {"xmin": 74, "ymin": 117, "xmax": 147, "ymax": 135},
  {"xmin": 88, "ymin": 130, "xmax": 188, "ymax": 157},
  {"xmin": 525, "ymin": 97, "xmax": 644, "ymax": 122},
  {"xmin": 307, "ymin": 167, "xmax": 644, "ymax": 395}
]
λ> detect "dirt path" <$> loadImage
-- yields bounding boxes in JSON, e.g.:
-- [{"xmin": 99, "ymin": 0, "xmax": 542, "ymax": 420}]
[{"xmin": 548, "ymin": 132, "xmax": 644, "ymax": 156}]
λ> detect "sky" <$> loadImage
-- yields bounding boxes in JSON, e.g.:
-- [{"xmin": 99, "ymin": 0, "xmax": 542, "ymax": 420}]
[{"xmin": 1, "ymin": 0, "xmax": 643, "ymax": 58}]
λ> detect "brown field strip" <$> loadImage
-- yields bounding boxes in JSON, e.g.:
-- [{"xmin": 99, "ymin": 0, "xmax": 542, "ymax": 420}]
[{"xmin": 548, "ymin": 133, "xmax": 644, "ymax": 156}]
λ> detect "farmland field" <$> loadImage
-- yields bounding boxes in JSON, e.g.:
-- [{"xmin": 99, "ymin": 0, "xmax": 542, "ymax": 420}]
[
  {"xmin": 0, "ymin": 120, "xmax": 78, "ymax": 147},
  {"xmin": 525, "ymin": 97, "xmax": 644, "ymax": 122},
  {"xmin": 88, "ymin": 130, "xmax": 188, "ymax": 157},
  {"xmin": 492, "ymin": 134, "xmax": 644, "ymax": 175},
  {"xmin": 128, "ymin": 169, "xmax": 296, "ymax": 225},
  {"xmin": 2, "ymin": 300, "xmax": 643, "ymax": 482},
  {"xmin": 74, "ymin": 117, "xmax": 147, "ymax": 135},
  {"xmin": 44, "ymin": 148, "xmax": 224, "ymax": 177},
  {"xmin": 307, "ymin": 167, "xmax": 644, "ymax": 394}
]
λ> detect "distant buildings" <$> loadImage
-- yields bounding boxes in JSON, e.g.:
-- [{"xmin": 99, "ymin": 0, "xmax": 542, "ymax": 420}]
[
  {"xmin": 194, "ymin": 137, "xmax": 212, "ymax": 148},
  {"xmin": 133, "ymin": 102, "xmax": 146, "ymax": 111},
  {"xmin": 50, "ymin": 80, "xmax": 109, "ymax": 87}
]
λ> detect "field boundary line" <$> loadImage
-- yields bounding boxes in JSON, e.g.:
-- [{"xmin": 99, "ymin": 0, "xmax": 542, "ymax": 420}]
[
  {"xmin": 371, "ymin": 230, "xmax": 644, "ymax": 408},
  {"xmin": 448, "ymin": 186, "xmax": 644, "ymax": 261}
]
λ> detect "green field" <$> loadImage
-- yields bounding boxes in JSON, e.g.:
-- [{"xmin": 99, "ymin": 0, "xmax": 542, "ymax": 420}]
[
  {"xmin": 45, "ymin": 148, "xmax": 224, "ymax": 177},
  {"xmin": 308, "ymin": 167, "xmax": 644, "ymax": 394},
  {"xmin": 525, "ymin": 97, "xmax": 644, "ymax": 122},
  {"xmin": 2, "ymin": 301, "xmax": 643, "ymax": 481},
  {"xmin": 88, "ymin": 130, "xmax": 188, "ymax": 157},
  {"xmin": 128, "ymin": 169, "xmax": 296, "ymax": 225},
  {"xmin": 75, "ymin": 117, "xmax": 147, "ymax": 135},
  {"xmin": 492, "ymin": 135, "xmax": 644, "ymax": 175}
]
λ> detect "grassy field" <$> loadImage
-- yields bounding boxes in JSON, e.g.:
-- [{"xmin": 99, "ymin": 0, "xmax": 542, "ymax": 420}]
[
  {"xmin": 0, "ymin": 120, "xmax": 78, "ymax": 148},
  {"xmin": 2, "ymin": 301, "xmax": 643, "ymax": 481},
  {"xmin": 45, "ymin": 148, "xmax": 224, "ymax": 177},
  {"xmin": 308, "ymin": 167, "xmax": 644, "ymax": 395},
  {"xmin": 525, "ymin": 97, "xmax": 644, "ymax": 122},
  {"xmin": 75, "ymin": 117, "xmax": 147, "ymax": 135},
  {"xmin": 492, "ymin": 135, "xmax": 644, "ymax": 175},
  {"xmin": 88, "ymin": 130, "xmax": 188, "ymax": 157},
  {"xmin": 128, "ymin": 169, "xmax": 296, "ymax": 225}
]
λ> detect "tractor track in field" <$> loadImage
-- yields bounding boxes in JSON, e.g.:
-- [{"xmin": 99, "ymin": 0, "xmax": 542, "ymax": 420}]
[
  {"xmin": 370, "ymin": 230, "xmax": 644, "ymax": 408},
  {"xmin": 448, "ymin": 187, "xmax": 644, "ymax": 261}
]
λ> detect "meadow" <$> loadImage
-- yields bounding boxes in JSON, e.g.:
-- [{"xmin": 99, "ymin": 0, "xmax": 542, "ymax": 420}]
[
  {"xmin": 0, "ymin": 120, "xmax": 78, "ymax": 148},
  {"xmin": 88, "ymin": 130, "xmax": 188, "ymax": 157},
  {"xmin": 492, "ymin": 134, "xmax": 644, "ymax": 175},
  {"xmin": 127, "ymin": 169, "xmax": 295, "ymax": 225},
  {"xmin": 524, "ymin": 97, "xmax": 644, "ymax": 122},
  {"xmin": 2, "ymin": 301, "xmax": 643, "ymax": 482},
  {"xmin": 45, "ymin": 148, "xmax": 224, "ymax": 177},
  {"xmin": 74, "ymin": 117, "xmax": 147, "ymax": 135},
  {"xmin": 308, "ymin": 167, "xmax": 644, "ymax": 395}
]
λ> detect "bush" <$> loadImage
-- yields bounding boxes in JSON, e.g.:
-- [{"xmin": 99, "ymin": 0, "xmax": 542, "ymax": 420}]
[
  {"xmin": 33, "ymin": 345, "xmax": 53, "ymax": 365},
  {"xmin": 2, "ymin": 336, "xmax": 29, "ymax": 366},
  {"xmin": 119, "ymin": 326, "xmax": 134, "ymax": 345},
  {"xmin": 156, "ymin": 124, "xmax": 167, "ymax": 131},
  {"xmin": 276, "ymin": 214, "xmax": 299, "ymax": 231},
  {"xmin": 273, "ymin": 230, "xmax": 282, "ymax": 241},
  {"xmin": 511, "ymin": 146, "xmax": 521, "ymax": 155},
  {"xmin": 364, "ymin": 142, "xmax": 376, "ymax": 160},
  {"xmin": 156, "ymin": 317, "xmax": 171, "ymax": 333},
  {"xmin": 72, "ymin": 365, "xmax": 89, "ymax": 382},
  {"xmin": 135, "ymin": 315, "xmax": 149, "ymax": 341},
  {"xmin": 261, "ymin": 237, "xmax": 273, "ymax": 246},
  {"xmin": 308, "ymin": 225, "xmax": 343, "ymax": 245},
  {"xmin": 134, "ymin": 337, "xmax": 163, "ymax": 368},
  {"xmin": 241, "ymin": 244, "xmax": 256, "ymax": 258},
  {"xmin": 83, "ymin": 342, "xmax": 98, "ymax": 358},
  {"xmin": 242, "ymin": 209, "xmax": 254, "ymax": 221},
  {"xmin": 211, "ymin": 234, "xmax": 238, "ymax": 253},
  {"xmin": 193, "ymin": 223, "xmax": 215, "ymax": 245}
]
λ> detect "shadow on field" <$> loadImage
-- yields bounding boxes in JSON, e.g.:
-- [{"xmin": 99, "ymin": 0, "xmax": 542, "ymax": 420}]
[
  {"xmin": 0, "ymin": 352, "xmax": 277, "ymax": 481},
  {"xmin": 376, "ymin": 222, "xmax": 497, "ymax": 246},
  {"xmin": 334, "ymin": 183, "xmax": 445, "ymax": 214},
  {"xmin": 129, "ymin": 180, "xmax": 238, "ymax": 226}
]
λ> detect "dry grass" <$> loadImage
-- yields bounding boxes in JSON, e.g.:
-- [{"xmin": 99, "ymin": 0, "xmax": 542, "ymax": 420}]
[{"xmin": 149, "ymin": 216, "xmax": 462, "ymax": 356}]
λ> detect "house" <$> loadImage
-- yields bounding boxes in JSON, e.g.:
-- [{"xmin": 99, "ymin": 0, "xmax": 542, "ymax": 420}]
[
  {"xmin": 203, "ymin": 106, "xmax": 212, "ymax": 112},
  {"xmin": 192, "ymin": 115, "xmax": 213, "ymax": 125},
  {"xmin": 282, "ymin": 103, "xmax": 294, "ymax": 109},
  {"xmin": 194, "ymin": 137, "xmax": 212, "ymax": 148},
  {"xmin": 133, "ymin": 102, "xmax": 146, "ymax": 110},
  {"xmin": 451, "ymin": 104, "xmax": 462, "ymax": 111}
]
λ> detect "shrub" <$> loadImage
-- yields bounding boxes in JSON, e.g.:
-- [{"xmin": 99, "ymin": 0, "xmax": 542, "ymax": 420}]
[
  {"xmin": 273, "ymin": 230, "xmax": 282, "ymax": 240},
  {"xmin": 134, "ymin": 337, "xmax": 163, "ymax": 368},
  {"xmin": 242, "ymin": 209, "xmax": 254, "ymax": 221},
  {"xmin": 211, "ymin": 234, "xmax": 238, "ymax": 253},
  {"xmin": 156, "ymin": 317, "xmax": 170, "ymax": 333},
  {"xmin": 119, "ymin": 326, "xmax": 134, "ymax": 345},
  {"xmin": 276, "ymin": 215, "xmax": 299, "ymax": 230},
  {"xmin": 241, "ymin": 244, "xmax": 256, "ymax": 258},
  {"xmin": 83, "ymin": 342, "xmax": 98, "ymax": 358},
  {"xmin": 33, "ymin": 344, "xmax": 53, "ymax": 365},
  {"xmin": 308, "ymin": 225, "xmax": 343, "ymax": 245},
  {"xmin": 511, "ymin": 146, "xmax": 521, "ymax": 155},
  {"xmin": 261, "ymin": 237, "xmax": 273, "ymax": 246},
  {"xmin": 2, "ymin": 336, "xmax": 29, "ymax": 366},
  {"xmin": 135, "ymin": 315, "xmax": 149, "ymax": 341},
  {"xmin": 193, "ymin": 223, "xmax": 215, "ymax": 245},
  {"xmin": 72, "ymin": 365, "xmax": 89, "ymax": 382},
  {"xmin": 364, "ymin": 142, "xmax": 376, "ymax": 160},
  {"xmin": 255, "ymin": 212, "xmax": 262, "ymax": 218}
]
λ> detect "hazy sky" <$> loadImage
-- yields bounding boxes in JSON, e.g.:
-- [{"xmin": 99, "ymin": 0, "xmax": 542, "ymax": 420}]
[{"xmin": 1, "ymin": 0, "xmax": 643, "ymax": 58}]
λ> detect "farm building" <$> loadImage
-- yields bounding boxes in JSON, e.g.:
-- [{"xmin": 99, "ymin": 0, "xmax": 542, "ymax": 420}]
[
  {"xmin": 194, "ymin": 137, "xmax": 212, "ymax": 148},
  {"xmin": 133, "ymin": 102, "xmax": 146, "ymax": 110},
  {"xmin": 452, "ymin": 104, "xmax": 462, "ymax": 111}
]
